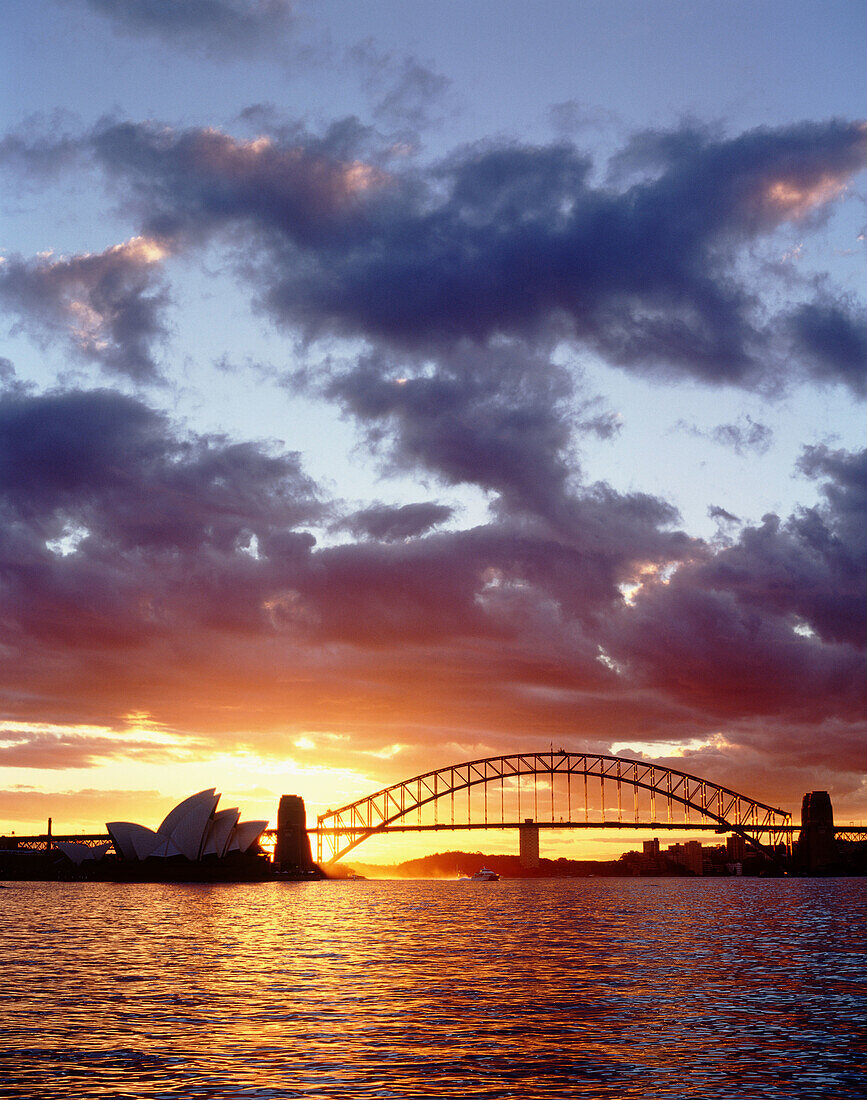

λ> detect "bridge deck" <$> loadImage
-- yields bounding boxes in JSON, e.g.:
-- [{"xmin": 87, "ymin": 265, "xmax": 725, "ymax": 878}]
[{"xmin": 6, "ymin": 822, "xmax": 867, "ymax": 847}]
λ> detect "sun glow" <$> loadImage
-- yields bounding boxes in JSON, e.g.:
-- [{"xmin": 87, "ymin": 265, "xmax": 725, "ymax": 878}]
[
  {"xmin": 619, "ymin": 562, "xmax": 675, "ymax": 605},
  {"xmin": 0, "ymin": 718, "xmax": 387, "ymax": 837},
  {"xmin": 68, "ymin": 298, "xmax": 109, "ymax": 350},
  {"xmin": 610, "ymin": 733, "xmax": 730, "ymax": 758},
  {"xmin": 342, "ymin": 161, "xmax": 386, "ymax": 194},
  {"xmin": 765, "ymin": 174, "xmax": 849, "ymax": 218},
  {"xmin": 115, "ymin": 235, "xmax": 171, "ymax": 264}
]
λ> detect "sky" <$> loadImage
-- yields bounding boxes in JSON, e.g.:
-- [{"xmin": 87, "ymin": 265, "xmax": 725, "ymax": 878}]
[{"xmin": 1, "ymin": 0, "xmax": 866, "ymax": 860}]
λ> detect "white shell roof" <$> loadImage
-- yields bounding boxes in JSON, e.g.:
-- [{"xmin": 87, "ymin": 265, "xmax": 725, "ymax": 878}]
[
  {"xmin": 56, "ymin": 841, "xmax": 111, "ymax": 865},
  {"xmin": 227, "ymin": 820, "xmax": 268, "ymax": 853},
  {"xmin": 107, "ymin": 821, "xmax": 161, "ymax": 860},
  {"xmin": 157, "ymin": 788, "xmax": 218, "ymax": 836},
  {"xmin": 202, "ymin": 808, "xmax": 240, "ymax": 858},
  {"xmin": 166, "ymin": 790, "xmax": 220, "ymax": 860},
  {"xmin": 107, "ymin": 791, "xmax": 267, "ymax": 862}
]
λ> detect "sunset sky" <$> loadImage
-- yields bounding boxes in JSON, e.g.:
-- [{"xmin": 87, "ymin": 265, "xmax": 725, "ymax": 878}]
[{"xmin": 1, "ymin": 1, "xmax": 866, "ymax": 860}]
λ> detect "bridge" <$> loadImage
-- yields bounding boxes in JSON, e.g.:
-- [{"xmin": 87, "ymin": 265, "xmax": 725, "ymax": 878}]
[
  {"xmin": 6, "ymin": 751, "xmax": 866, "ymax": 871},
  {"xmin": 312, "ymin": 751, "xmax": 797, "ymax": 864}
]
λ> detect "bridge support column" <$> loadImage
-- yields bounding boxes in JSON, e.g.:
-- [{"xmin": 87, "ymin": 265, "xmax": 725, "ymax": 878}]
[
  {"xmin": 797, "ymin": 791, "xmax": 837, "ymax": 873},
  {"xmin": 519, "ymin": 818, "xmax": 540, "ymax": 869},
  {"xmin": 275, "ymin": 795, "xmax": 314, "ymax": 872}
]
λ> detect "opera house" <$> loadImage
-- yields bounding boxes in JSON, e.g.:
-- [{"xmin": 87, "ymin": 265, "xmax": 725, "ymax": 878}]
[
  {"xmin": 105, "ymin": 789, "xmax": 267, "ymax": 864},
  {"xmin": 1, "ymin": 790, "xmax": 319, "ymax": 881},
  {"xmin": 50, "ymin": 788, "xmax": 267, "ymax": 874}
]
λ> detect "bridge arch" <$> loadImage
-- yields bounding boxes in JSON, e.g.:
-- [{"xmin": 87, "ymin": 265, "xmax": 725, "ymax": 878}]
[{"xmin": 315, "ymin": 752, "xmax": 791, "ymax": 864}]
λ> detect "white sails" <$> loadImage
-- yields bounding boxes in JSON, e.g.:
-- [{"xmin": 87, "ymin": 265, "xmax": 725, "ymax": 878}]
[{"xmin": 106, "ymin": 789, "xmax": 267, "ymax": 862}]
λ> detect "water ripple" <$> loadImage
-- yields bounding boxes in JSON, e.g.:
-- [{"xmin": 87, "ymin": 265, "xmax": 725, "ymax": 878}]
[{"xmin": 1, "ymin": 879, "xmax": 865, "ymax": 1098}]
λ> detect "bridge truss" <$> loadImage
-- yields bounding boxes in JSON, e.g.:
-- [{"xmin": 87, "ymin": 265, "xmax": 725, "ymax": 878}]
[
  {"xmin": 3, "ymin": 834, "xmax": 114, "ymax": 852},
  {"xmin": 314, "ymin": 752, "xmax": 793, "ymax": 864}
]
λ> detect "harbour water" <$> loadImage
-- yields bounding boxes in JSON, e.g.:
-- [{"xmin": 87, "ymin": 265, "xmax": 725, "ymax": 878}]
[{"xmin": 1, "ymin": 878, "xmax": 865, "ymax": 1098}]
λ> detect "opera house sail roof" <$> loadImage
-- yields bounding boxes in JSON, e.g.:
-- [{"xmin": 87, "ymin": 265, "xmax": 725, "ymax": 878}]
[{"xmin": 106, "ymin": 789, "xmax": 267, "ymax": 863}]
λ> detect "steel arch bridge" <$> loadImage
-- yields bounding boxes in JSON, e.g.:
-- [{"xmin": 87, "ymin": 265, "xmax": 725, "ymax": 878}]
[{"xmin": 314, "ymin": 751, "xmax": 792, "ymax": 864}]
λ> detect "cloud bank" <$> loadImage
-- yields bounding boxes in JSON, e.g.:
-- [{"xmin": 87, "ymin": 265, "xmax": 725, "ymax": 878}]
[
  {"xmin": 0, "ymin": 376, "xmax": 864, "ymax": 810},
  {"xmin": 1, "ymin": 109, "xmax": 866, "ymax": 815},
  {"xmin": 65, "ymin": 0, "xmax": 297, "ymax": 57},
  {"xmin": 4, "ymin": 117, "xmax": 865, "ymax": 394},
  {"xmin": 80, "ymin": 116, "xmax": 867, "ymax": 392}
]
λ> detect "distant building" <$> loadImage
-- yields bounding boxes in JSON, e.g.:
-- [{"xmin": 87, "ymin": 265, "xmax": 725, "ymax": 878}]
[
  {"xmin": 638, "ymin": 837, "xmax": 662, "ymax": 873},
  {"xmin": 726, "ymin": 834, "xmax": 748, "ymax": 862},
  {"xmin": 519, "ymin": 818, "xmax": 540, "ymax": 868},
  {"xmin": 666, "ymin": 840, "xmax": 703, "ymax": 875}
]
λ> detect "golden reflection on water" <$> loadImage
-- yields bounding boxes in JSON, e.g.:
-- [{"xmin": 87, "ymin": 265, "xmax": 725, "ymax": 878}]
[{"xmin": 1, "ymin": 879, "xmax": 865, "ymax": 1098}]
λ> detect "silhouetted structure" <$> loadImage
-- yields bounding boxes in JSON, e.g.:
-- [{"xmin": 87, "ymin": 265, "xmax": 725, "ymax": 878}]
[
  {"xmin": 797, "ymin": 791, "xmax": 837, "ymax": 872},
  {"xmin": 107, "ymin": 789, "xmax": 267, "ymax": 864},
  {"xmin": 667, "ymin": 840, "xmax": 703, "ymax": 875},
  {"xmin": 275, "ymin": 795, "xmax": 315, "ymax": 872},
  {"xmin": 315, "ymin": 751, "xmax": 794, "ymax": 864},
  {"xmin": 0, "ymin": 790, "xmax": 323, "ymax": 881},
  {"xmin": 519, "ymin": 818, "xmax": 540, "ymax": 868},
  {"xmin": 726, "ymin": 834, "xmax": 748, "ymax": 862},
  {"xmin": 6, "ymin": 769, "xmax": 867, "ymax": 879},
  {"xmin": 640, "ymin": 838, "xmax": 662, "ymax": 872}
]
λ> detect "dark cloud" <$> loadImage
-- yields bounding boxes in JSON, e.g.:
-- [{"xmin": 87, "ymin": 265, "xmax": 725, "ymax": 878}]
[
  {"xmin": 574, "ymin": 404, "xmax": 623, "ymax": 440},
  {"xmin": 0, "ymin": 116, "xmax": 84, "ymax": 179},
  {"xmin": 677, "ymin": 415, "xmax": 773, "ymax": 456},
  {"xmin": 0, "ymin": 386, "xmax": 322, "ymax": 544},
  {"xmin": 339, "ymin": 501, "xmax": 454, "ymax": 541},
  {"xmin": 608, "ymin": 572, "xmax": 865, "ymax": 720},
  {"xmin": 89, "ymin": 120, "xmax": 388, "ymax": 248},
  {"xmin": 314, "ymin": 341, "xmax": 673, "ymax": 567},
  {"xmin": 5, "ymin": 117, "xmax": 864, "ymax": 392},
  {"xmin": 0, "ymin": 381, "xmax": 693, "ymax": 742},
  {"xmin": 708, "ymin": 504, "xmax": 740, "ymax": 525},
  {"xmin": 0, "ymin": 383, "xmax": 865, "ymax": 811},
  {"xmin": 704, "ymin": 445, "xmax": 867, "ymax": 651},
  {"xmin": 233, "ymin": 109, "xmax": 380, "ymax": 163},
  {"xmin": 77, "ymin": 116, "xmax": 867, "ymax": 393},
  {"xmin": 0, "ymin": 386, "xmax": 323, "ymax": 654},
  {"xmin": 67, "ymin": 0, "xmax": 297, "ymax": 57},
  {"xmin": 710, "ymin": 417, "xmax": 773, "ymax": 456},
  {"xmin": 318, "ymin": 343, "xmax": 579, "ymax": 521},
  {"xmin": 351, "ymin": 42, "xmax": 453, "ymax": 134},
  {"xmin": 605, "ymin": 444, "xmax": 867, "ymax": 731},
  {"xmin": 300, "ymin": 515, "xmax": 689, "ymax": 652},
  {"xmin": 788, "ymin": 294, "xmax": 867, "ymax": 394},
  {"xmin": 0, "ymin": 237, "xmax": 171, "ymax": 382}
]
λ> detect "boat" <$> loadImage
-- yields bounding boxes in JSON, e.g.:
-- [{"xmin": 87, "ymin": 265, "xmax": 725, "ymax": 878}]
[{"xmin": 470, "ymin": 867, "xmax": 500, "ymax": 881}]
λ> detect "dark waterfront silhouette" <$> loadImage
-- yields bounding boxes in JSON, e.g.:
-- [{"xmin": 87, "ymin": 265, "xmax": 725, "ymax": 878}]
[{"xmin": 4, "ymin": 755, "xmax": 866, "ymax": 881}]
